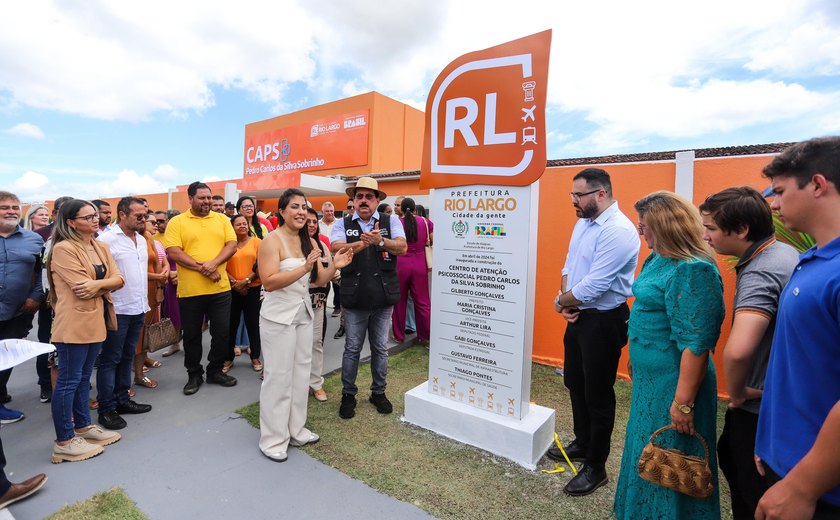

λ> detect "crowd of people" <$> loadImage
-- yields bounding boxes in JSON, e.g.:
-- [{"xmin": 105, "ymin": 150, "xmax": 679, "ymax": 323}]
[
  {"xmin": 553, "ymin": 136, "xmax": 840, "ymax": 519},
  {"xmin": 2, "ymin": 137, "xmax": 837, "ymax": 518}
]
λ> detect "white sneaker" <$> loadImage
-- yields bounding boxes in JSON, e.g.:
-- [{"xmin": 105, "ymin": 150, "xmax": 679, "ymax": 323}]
[
  {"xmin": 76, "ymin": 424, "xmax": 121, "ymax": 446},
  {"xmin": 290, "ymin": 432, "xmax": 320, "ymax": 447},
  {"xmin": 51, "ymin": 437, "xmax": 104, "ymax": 464},
  {"xmin": 262, "ymin": 450, "xmax": 287, "ymax": 462}
]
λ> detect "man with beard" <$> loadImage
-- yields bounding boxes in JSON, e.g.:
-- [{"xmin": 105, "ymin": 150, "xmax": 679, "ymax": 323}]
[
  {"xmin": 164, "ymin": 182, "xmax": 237, "ymax": 395},
  {"xmin": 96, "ymin": 197, "xmax": 153, "ymax": 430},
  {"xmin": 330, "ymin": 177, "xmax": 406, "ymax": 419},
  {"xmin": 393, "ymin": 196, "xmax": 405, "ymax": 217},
  {"xmin": 211, "ymin": 195, "xmax": 225, "ymax": 214},
  {"xmin": 0, "ymin": 191, "xmax": 44, "ymax": 421},
  {"xmin": 550, "ymin": 168, "xmax": 640, "ymax": 496},
  {"xmin": 92, "ymin": 200, "xmax": 113, "ymax": 234}
]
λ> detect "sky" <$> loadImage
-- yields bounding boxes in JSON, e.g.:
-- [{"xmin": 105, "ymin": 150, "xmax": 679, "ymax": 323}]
[{"xmin": 1, "ymin": 0, "xmax": 839, "ymax": 203}]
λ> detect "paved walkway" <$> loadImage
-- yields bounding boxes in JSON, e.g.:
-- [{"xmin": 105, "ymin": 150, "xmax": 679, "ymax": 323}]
[{"xmin": 3, "ymin": 308, "xmax": 434, "ymax": 519}]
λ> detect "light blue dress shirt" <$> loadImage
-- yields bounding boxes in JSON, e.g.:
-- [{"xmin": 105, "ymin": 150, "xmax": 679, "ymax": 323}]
[{"xmin": 562, "ymin": 201, "xmax": 640, "ymax": 310}]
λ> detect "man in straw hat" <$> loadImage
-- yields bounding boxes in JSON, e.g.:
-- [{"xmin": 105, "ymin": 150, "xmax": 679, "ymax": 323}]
[{"xmin": 330, "ymin": 177, "xmax": 406, "ymax": 419}]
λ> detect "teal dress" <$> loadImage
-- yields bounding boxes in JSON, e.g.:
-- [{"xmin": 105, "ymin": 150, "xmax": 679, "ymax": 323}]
[{"xmin": 614, "ymin": 253, "xmax": 725, "ymax": 520}]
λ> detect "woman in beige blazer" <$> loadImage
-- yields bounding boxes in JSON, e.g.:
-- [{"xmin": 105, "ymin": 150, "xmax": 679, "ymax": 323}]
[{"xmin": 47, "ymin": 199, "xmax": 124, "ymax": 463}]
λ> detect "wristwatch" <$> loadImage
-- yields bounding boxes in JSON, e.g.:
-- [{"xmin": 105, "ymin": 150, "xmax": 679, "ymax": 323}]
[
  {"xmin": 673, "ymin": 399, "xmax": 694, "ymax": 414},
  {"xmin": 378, "ymin": 238, "xmax": 385, "ymax": 247}
]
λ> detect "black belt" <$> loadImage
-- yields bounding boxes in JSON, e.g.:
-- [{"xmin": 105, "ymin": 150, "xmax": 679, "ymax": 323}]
[{"xmin": 577, "ymin": 303, "xmax": 627, "ymax": 315}]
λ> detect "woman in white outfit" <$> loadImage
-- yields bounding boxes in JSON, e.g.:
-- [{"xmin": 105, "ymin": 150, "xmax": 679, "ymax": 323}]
[{"xmin": 257, "ymin": 188, "xmax": 352, "ymax": 462}]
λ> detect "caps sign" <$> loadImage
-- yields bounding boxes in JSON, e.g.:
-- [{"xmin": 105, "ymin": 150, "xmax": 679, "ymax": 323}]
[{"xmin": 420, "ymin": 30, "xmax": 551, "ymax": 189}]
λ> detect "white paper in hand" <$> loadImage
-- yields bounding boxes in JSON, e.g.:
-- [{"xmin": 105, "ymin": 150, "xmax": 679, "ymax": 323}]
[{"xmin": 0, "ymin": 339, "xmax": 56, "ymax": 371}]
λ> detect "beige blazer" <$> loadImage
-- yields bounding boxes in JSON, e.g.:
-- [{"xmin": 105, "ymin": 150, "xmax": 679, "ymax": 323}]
[{"xmin": 49, "ymin": 239, "xmax": 124, "ymax": 344}]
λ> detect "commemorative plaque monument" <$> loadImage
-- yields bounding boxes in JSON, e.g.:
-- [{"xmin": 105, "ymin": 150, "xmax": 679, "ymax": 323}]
[{"xmin": 403, "ymin": 31, "xmax": 555, "ymax": 469}]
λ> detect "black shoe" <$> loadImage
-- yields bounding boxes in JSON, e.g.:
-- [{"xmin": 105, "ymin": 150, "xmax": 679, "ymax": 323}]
[
  {"xmin": 405, "ymin": 328, "xmax": 416, "ymax": 335},
  {"xmin": 331, "ymin": 307, "xmax": 341, "ymax": 317},
  {"xmin": 339, "ymin": 394, "xmax": 356, "ymax": 419},
  {"xmin": 116, "ymin": 400, "xmax": 152, "ymax": 414},
  {"xmin": 39, "ymin": 387, "xmax": 52, "ymax": 404},
  {"xmin": 563, "ymin": 464, "xmax": 608, "ymax": 496},
  {"xmin": 183, "ymin": 374, "xmax": 203, "ymax": 395},
  {"xmin": 333, "ymin": 326, "xmax": 345, "ymax": 339},
  {"xmin": 206, "ymin": 372, "xmax": 237, "ymax": 387},
  {"xmin": 547, "ymin": 439, "xmax": 587, "ymax": 462},
  {"xmin": 0, "ymin": 394, "xmax": 10, "ymax": 404},
  {"xmin": 98, "ymin": 410, "xmax": 127, "ymax": 430},
  {"xmin": 369, "ymin": 393, "xmax": 393, "ymax": 414}
]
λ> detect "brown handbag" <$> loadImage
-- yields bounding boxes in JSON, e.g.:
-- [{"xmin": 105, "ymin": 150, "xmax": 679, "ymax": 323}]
[
  {"xmin": 637, "ymin": 425, "xmax": 714, "ymax": 499},
  {"xmin": 144, "ymin": 318, "xmax": 180, "ymax": 353}
]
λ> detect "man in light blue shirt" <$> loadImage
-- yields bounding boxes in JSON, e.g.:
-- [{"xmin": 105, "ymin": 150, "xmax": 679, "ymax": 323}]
[{"xmin": 548, "ymin": 168, "xmax": 640, "ymax": 496}]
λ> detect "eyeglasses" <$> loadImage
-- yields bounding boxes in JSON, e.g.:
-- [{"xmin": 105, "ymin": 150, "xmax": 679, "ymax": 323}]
[
  {"xmin": 569, "ymin": 189, "xmax": 602, "ymax": 201},
  {"xmin": 74, "ymin": 213, "xmax": 99, "ymax": 222},
  {"xmin": 239, "ymin": 204, "xmax": 255, "ymax": 209},
  {"xmin": 346, "ymin": 206, "xmax": 353, "ymax": 210},
  {"xmin": 354, "ymin": 193, "xmax": 376, "ymax": 200},
  {"xmin": 637, "ymin": 223, "xmax": 647, "ymax": 233},
  {"xmin": 155, "ymin": 219, "xmax": 167, "ymax": 224}
]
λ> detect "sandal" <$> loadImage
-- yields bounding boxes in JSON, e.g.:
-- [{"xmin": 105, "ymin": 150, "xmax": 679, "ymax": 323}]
[
  {"xmin": 142, "ymin": 366, "xmax": 149, "ymax": 373},
  {"xmin": 144, "ymin": 358, "xmax": 162, "ymax": 368},
  {"xmin": 251, "ymin": 359, "xmax": 263, "ymax": 372},
  {"xmin": 233, "ymin": 347, "xmax": 242, "ymax": 357},
  {"xmin": 89, "ymin": 399, "xmax": 99, "ymax": 410},
  {"xmin": 134, "ymin": 376, "xmax": 158, "ymax": 389},
  {"xmin": 128, "ymin": 388, "xmax": 136, "ymax": 398},
  {"xmin": 222, "ymin": 360, "xmax": 234, "ymax": 373}
]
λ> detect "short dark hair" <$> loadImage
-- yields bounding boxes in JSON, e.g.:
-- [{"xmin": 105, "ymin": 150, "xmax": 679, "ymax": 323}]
[
  {"xmin": 763, "ymin": 136, "xmax": 840, "ymax": 188},
  {"xmin": 573, "ymin": 168, "xmax": 613, "ymax": 197},
  {"xmin": 699, "ymin": 187, "xmax": 774, "ymax": 242},
  {"xmin": 154, "ymin": 210, "xmax": 167, "ymax": 216},
  {"xmin": 187, "ymin": 181, "xmax": 210, "ymax": 197},
  {"xmin": 225, "ymin": 202, "xmax": 235, "ymax": 209},
  {"xmin": 53, "ymin": 196, "xmax": 74, "ymax": 214},
  {"xmin": 117, "ymin": 196, "xmax": 146, "ymax": 217},
  {"xmin": 91, "ymin": 199, "xmax": 110, "ymax": 210},
  {"xmin": 212, "ymin": 195, "xmax": 224, "ymax": 201}
]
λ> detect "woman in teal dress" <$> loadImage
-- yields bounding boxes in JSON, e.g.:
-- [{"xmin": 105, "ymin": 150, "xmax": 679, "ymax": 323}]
[{"xmin": 614, "ymin": 191, "xmax": 725, "ymax": 520}]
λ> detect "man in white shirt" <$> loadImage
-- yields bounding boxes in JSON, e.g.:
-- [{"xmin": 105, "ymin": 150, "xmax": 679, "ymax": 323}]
[
  {"xmin": 550, "ymin": 168, "xmax": 641, "ymax": 496},
  {"xmin": 96, "ymin": 197, "xmax": 153, "ymax": 430}
]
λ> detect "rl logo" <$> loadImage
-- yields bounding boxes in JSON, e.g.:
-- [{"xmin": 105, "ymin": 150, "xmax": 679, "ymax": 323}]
[{"xmin": 421, "ymin": 30, "xmax": 552, "ymax": 189}]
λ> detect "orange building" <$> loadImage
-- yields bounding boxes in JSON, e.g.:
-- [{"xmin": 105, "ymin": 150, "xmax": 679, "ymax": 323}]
[{"xmin": 34, "ymin": 92, "xmax": 795, "ymax": 396}]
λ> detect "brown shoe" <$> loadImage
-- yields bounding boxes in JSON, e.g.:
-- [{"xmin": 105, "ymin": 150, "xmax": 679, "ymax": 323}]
[
  {"xmin": 311, "ymin": 388, "xmax": 327, "ymax": 402},
  {"xmin": 0, "ymin": 473, "xmax": 47, "ymax": 509}
]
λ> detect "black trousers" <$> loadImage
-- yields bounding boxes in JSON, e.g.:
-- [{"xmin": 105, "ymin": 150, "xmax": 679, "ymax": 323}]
[
  {"xmin": 0, "ymin": 313, "xmax": 36, "ymax": 399},
  {"xmin": 227, "ymin": 287, "xmax": 262, "ymax": 361},
  {"xmin": 563, "ymin": 303, "xmax": 629, "ymax": 469},
  {"xmin": 36, "ymin": 304, "xmax": 52, "ymax": 389},
  {"xmin": 179, "ymin": 292, "xmax": 231, "ymax": 377},
  {"xmin": 764, "ymin": 465, "xmax": 840, "ymax": 519},
  {"xmin": 718, "ymin": 408, "xmax": 767, "ymax": 519}
]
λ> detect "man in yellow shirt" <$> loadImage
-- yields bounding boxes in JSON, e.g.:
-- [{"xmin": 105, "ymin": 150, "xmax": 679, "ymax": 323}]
[{"xmin": 164, "ymin": 182, "xmax": 237, "ymax": 395}]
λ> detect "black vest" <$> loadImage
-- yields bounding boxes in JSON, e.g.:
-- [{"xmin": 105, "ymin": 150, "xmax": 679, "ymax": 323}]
[{"xmin": 339, "ymin": 215, "xmax": 400, "ymax": 310}]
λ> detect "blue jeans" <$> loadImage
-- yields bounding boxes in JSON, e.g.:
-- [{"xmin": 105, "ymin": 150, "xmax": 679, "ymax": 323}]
[
  {"xmin": 97, "ymin": 313, "xmax": 145, "ymax": 412},
  {"xmin": 341, "ymin": 306, "xmax": 392, "ymax": 395},
  {"xmin": 52, "ymin": 342, "xmax": 101, "ymax": 441}
]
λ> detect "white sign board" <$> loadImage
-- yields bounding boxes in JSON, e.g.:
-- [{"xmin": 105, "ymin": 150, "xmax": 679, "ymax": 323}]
[{"xmin": 427, "ymin": 183, "xmax": 538, "ymax": 420}]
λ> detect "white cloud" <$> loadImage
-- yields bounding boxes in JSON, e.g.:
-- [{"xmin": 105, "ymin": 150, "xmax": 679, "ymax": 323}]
[
  {"xmin": 6, "ymin": 123, "xmax": 45, "ymax": 139},
  {"xmin": 153, "ymin": 164, "xmax": 180, "ymax": 181},
  {"xmin": 0, "ymin": 0, "xmax": 838, "ymax": 158},
  {"xmin": 11, "ymin": 171, "xmax": 50, "ymax": 201}
]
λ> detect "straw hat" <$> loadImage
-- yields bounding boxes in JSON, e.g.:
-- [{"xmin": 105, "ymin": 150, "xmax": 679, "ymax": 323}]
[{"xmin": 346, "ymin": 176, "xmax": 386, "ymax": 201}]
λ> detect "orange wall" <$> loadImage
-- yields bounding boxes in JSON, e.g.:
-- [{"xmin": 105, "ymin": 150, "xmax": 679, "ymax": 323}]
[{"xmin": 532, "ymin": 155, "xmax": 778, "ymax": 396}]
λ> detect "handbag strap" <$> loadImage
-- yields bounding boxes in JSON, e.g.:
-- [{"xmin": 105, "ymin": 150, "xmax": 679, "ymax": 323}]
[
  {"xmin": 422, "ymin": 217, "xmax": 430, "ymax": 246},
  {"xmin": 648, "ymin": 425, "xmax": 710, "ymax": 463}
]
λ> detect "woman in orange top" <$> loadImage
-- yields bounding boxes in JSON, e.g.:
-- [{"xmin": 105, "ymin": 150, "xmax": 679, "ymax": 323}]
[
  {"xmin": 133, "ymin": 213, "xmax": 169, "ymax": 388},
  {"xmin": 225, "ymin": 214, "xmax": 262, "ymax": 372}
]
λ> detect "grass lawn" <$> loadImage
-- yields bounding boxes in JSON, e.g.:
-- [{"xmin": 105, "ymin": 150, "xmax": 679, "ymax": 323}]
[
  {"xmin": 46, "ymin": 487, "xmax": 148, "ymax": 520},
  {"xmin": 238, "ymin": 345, "xmax": 731, "ymax": 520}
]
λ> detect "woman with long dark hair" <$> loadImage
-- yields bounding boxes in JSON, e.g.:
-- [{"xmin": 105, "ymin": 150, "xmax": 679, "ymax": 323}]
[
  {"xmin": 391, "ymin": 197, "xmax": 432, "ymax": 345},
  {"xmin": 257, "ymin": 189, "xmax": 352, "ymax": 462},
  {"xmin": 225, "ymin": 214, "xmax": 263, "ymax": 373},
  {"xmin": 306, "ymin": 207, "xmax": 332, "ymax": 402},
  {"xmin": 47, "ymin": 199, "xmax": 124, "ymax": 462},
  {"xmin": 236, "ymin": 196, "xmax": 267, "ymax": 239}
]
